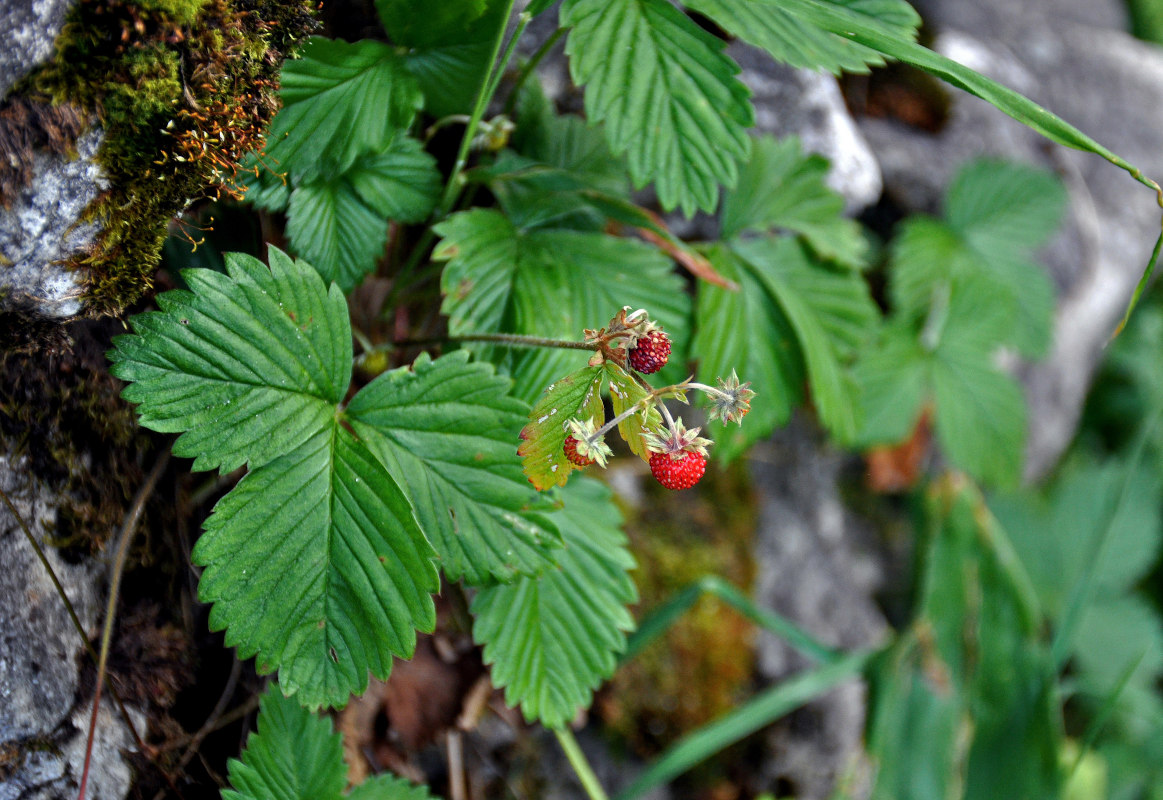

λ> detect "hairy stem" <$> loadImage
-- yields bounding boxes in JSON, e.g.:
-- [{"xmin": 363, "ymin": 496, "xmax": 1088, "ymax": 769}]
[{"xmin": 554, "ymin": 728, "xmax": 610, "ymax": 800}]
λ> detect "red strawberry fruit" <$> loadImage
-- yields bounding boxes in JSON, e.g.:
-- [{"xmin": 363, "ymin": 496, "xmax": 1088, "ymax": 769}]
[
  {"xmin": 649, "ymin": 450, "xmax": 706, "ymax": 490},
  {"xmin": 563, "ymin": 435, "xmax": 595, "ymax": 467},
  {"xmin": 628, "ymin": 330, "xmax": 671, "ymax": 374}
]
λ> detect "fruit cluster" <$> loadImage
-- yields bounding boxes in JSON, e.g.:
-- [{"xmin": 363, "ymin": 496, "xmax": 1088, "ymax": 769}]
[{"xmin": 544, "ymin": 309, "xmax": 753, "ymax": 492}]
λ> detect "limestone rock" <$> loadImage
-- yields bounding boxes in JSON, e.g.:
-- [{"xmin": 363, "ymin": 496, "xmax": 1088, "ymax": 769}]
[
  {"xmin": 0, "ymin": 0, "xmax": 76, "ymax": 97},
  {"xmin": 749, "ymin": 418, "xmax": 889, "ymax": 799},
  {"xmin": 858, "ymin": 20, "xmax": 1163, "ymax": 480}
]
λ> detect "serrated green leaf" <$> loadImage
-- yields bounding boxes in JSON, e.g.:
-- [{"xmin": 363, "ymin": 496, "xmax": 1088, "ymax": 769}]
[
  {"xmin": 518, "ymin": 365, "xmax": 606, "ymax": 491},
  {"xmin": 434, "ymin": 209, "xmax": 689, "ymax": 403},
  {"xmin": 946, "ymin": 159, "xmax": 1067, "ymax": 253},
  {"xmin": 473, "ymin": 477, "xmax": 637, "ymax": 728},
  {"xmin": 732, "ymin": 236, "xmax": 876, "ymax": 443},
  {"xmin": 345, "ymin": 775, "xmax": 436, "ymax": 800},
  {"xmin": 223, "ymin": 685, "xmax": 346, "ymax": 800},
  {"xmin": 720, "ymin": 135, "xmax": 867, "ymax": 268},
  {"xmin": 399, "ymin": 0, "xmax": 508, "ymax": 118},
  {"xmin": 194, "ymin": 426, "xmax": 439, "ymax": 709},
  {"xmin": 693, "ymin": 244, "xmax": 803, "ymax": 462},
  {"xmin": 267, "ymin": 37, "xmax": 422, "ymax": 182},
  {"xmin": 607, "ymin": 361, "xmax": 664, "ymax": 462},
  {"xmin": 686, "ymin": 0, "xmax": 919, "ymax": 75},
  {"xmin": 225, "ymin": 684, "xmax": 433, "ymax": 800},
  {"xmin": 560, "ymin": 0, "xmax": 753, "ymax": 215},
  {"xmin": 286, "ymin": 135, "xmax": 441, "ymax": 292},
  {"xmin": 286, "ymin": 175, "xmax": 389, "ymax": 293},
  {"xmin": 347, "ymin": 351, "xmax": 562, "ymax": 585},
  {"xmin": 376, "ymin": 0, "xmax": 487, "ymax": 49},
  {"xmin": 930, "ymin": 339, "xmax": 1026, "ymax": 488},
  {"xmin": 108, "ymin": 249, "xmax": 351, "ymax": 473}
]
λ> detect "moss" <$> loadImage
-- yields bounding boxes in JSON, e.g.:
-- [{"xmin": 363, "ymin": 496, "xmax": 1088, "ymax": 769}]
[
  {"xmin": 600, "ymin": 461, "xmax": 759, "ymax": 765},
  {"xmin": 12, "ymin": 0, "xmax": 317, "ymax": 317}
]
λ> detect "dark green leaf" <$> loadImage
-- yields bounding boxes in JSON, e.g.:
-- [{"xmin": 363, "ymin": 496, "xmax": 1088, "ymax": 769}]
[
  {"xmin": 732, "ymin": 236, "xmax": 877, "ymax": 443},
  {"xmin": 348, "ymin": 352, "xmax": 563, "ymax": 585},
  {"xmin": 195, "ymin": 427, "xmax": 438, "ymax": 709},
  {"xmin": 434, "ymin": 209, "xmax": 689, "ymax": 403},
  {"xmin": 286, "ymin": 175, "xmax": 389, "ymax": 293},
  {"xmin": 223, "ymin": 685, "xmax": 346, "ymax": 800},
  {"xmin": 853, "ymin": 321, "xmax": 928, "ymax": 446},
  {"xmin": 685, "ymin": 0, "xmax": 919, "ymax": 75},
  {"xmin": 400, "ymin": 0, "xmax": 508, "ymax": 117},
  {"xmin": 268, "ymin": 37, "xmax": 422, "ymax": 182},
  {"xmin": 376, "ymin": 0, "xmax": 487, "ymax": 48},
  {"xmin": 693, "ymin": 245, "xmax": 803, "ymax": 462},
  {"xmin": 720, "ymin": 135, "xmax": 867, "ymax": 267},
  {"xmin": 473, "ymin": 478, "xmax": 637, "ymax": 728},
  {"xmin": 560, "ymin": 0, "xmax": 753, "ymax": 215},
  {"xmin": 109, "ymin": 249, "xmax": 351, "ymax": 473}
]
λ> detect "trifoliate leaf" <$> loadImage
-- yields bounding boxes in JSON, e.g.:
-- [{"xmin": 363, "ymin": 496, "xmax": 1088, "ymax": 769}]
[
  {"xmin": 693, "ymin": 244, "xmax": 803, "ymax": 462},
  {"xmin": 376, "ymin": 0, "xmax": 487, "ymax": 49},
  {"xmin": 109, "ymin": 249, "xmax": 351, "ymax": 473},
  {"xmin": 685, "ymin": 0, "xmax": 920, "ymax": 75},
  {"xmin": 434, "ymin": 209, "xmax": 689, "ymax": 403},
  {"xmin": 195, "ymin": 426, "xmax": 438, "ymax": 709},
  {"xmin": 607, "ymin": 361, "xmax": 664, "ymax": 462},
  {"xmin": 287, "ymin": 136, "xmax": 441, "ymax": 291},
  {"xmin": 398, "ymin": 0, "xmax": 508, "ymax": 117},
  {"xmin": 473, "ymin": 477, "xmax": 637, "ymax": 728},
  {"xmin": 560, "ymin": 0, "xmax": 753, "ymax": 215},
  {"xmin": 223, "ymin": 685, "xmax": 346, "ymax": 800},
  {"xmin": 732, "ymin": 236, "xmax": 877, "ymax": 443},
  {"xmin": 888, "ymin": 160, "xmax": 1064, "ymax": 358},
  {"xmin": 267, "ymin": 37, "xmax": 422, "ymax": 182},
  {"xmin": 720, "ymin": 135, "xmax": 867, "ymax": 268},
  {"xmin": 225, "ymin": 684, "xmax": 434, "ymax": 800},
  {"xmin": 347, "ymin": 352, "xmax": 563, "ymax": 585},
  {"xmin": 518, "ymin": 365, "xmax": 606, "ymax": 491}
]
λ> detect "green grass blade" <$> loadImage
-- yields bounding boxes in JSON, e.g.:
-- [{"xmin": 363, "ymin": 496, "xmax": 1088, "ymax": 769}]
[
  {"xmin": 613, "ymin": 649, "xmax": 876, "ymax": 800},
  {"xmin": 622, "ymin": 575, "xmax": 842, "ymax": 665}
]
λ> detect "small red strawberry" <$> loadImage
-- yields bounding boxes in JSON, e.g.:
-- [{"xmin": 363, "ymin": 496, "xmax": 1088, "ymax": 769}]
[
  {"xmin": 563, "ymin": 435, "xmax": 595, "ymax": 467},
  {"xmin": 628, "ymin": 329, "xmax": 671, "ymax": 374},
  {"xmin": 644, "ymin": 418, "xmax": 712, "ymax": 490},
  {"xmin": 650, "ymin": 450, "xmax": 706, "ymax": 490}
]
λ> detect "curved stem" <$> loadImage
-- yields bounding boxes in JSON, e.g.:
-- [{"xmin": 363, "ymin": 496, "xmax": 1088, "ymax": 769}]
[
  {"xmin": 436, "ymin": 1, "xmax": 523, "ymax": 217},
  {"xmin": 79, "ymin": 453, "xmax": 169, "ymax": 800},
  {"xmin": 554, "ymin": 727, "xmax": 610, "ymax": 800}
]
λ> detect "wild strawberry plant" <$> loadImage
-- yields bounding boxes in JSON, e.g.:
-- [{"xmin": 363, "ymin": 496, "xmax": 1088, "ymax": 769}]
[{"xmin": 106, "ymin": 0, "xmax": 1163, "ymax": 795}]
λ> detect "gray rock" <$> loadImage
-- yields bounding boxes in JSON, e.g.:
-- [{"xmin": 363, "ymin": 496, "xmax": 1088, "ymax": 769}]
[
  {"xmin": 1, "ymin": 0, "xmax": 76, "ymax": 97},
  {"xmin": 910, "ymin": 0, "xmax": 1129, "ymax": 37},
  {"xmin": 0, "ymin": 455, "xmax": 140, "ymax": 800},
  {"xmin": 729, "ymin": 43, "xmax": 882, "ymax": 214},
  {"xmin": 858, "ymin": 22, "xmax": 1163, "ymax": 480},
  {"xmin": 749, "ymin": 418, "xmax": 888, "ymax": 800},
  {"xmin": 0, "ymin": 127, "xmax": 105, "ymax": 318}
]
